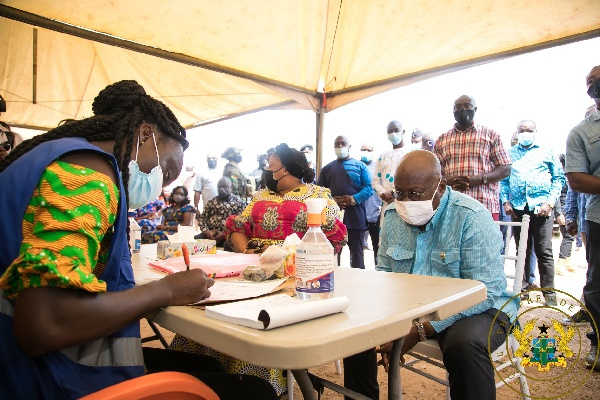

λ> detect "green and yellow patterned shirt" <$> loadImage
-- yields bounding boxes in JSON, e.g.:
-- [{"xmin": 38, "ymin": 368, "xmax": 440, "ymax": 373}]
[{"xmin": 0, "ymin": 160, "xmax": 119, "ymax": 299}]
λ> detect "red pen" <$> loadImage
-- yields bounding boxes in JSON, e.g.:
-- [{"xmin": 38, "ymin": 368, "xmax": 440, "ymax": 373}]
[{"xmin": 182, "ymin": 243, "xmax": 190, "ymax": 271}]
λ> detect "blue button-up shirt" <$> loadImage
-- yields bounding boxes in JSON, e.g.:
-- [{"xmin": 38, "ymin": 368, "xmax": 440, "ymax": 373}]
[
  {"xmin": 499, "ymin": 143, "xmax": 565, "ymax": 210},
  {"xmin": 377, "ymin": 188, "xmax": 518, "ymax": 332}
]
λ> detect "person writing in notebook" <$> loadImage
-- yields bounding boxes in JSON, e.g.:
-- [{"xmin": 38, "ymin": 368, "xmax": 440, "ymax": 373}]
[{"xmin": 0, "ymin": 80, "xmax": 277, "ymax": 400}]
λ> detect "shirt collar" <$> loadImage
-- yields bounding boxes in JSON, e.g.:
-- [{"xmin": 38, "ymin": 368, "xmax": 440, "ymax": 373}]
[
  {"xmin": 424, "ymin": 186, "xmax": 451, "ymax": 231},
  {"xmin": 518, "ymin": 142, "xmax": 540, "ymax": 150},
  {"xmin": 452, "ymin": 122, "xmax": 476, "ymax": 133},
  {"xmin": 592, "ymin": 107, "xmax": 600, "ymax": 121}
]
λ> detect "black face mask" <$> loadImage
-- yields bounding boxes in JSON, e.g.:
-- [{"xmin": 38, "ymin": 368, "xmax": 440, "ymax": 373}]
[
  {"xmin": 264, "ymin": 170, "xmax": 278, "ymax": 192},
  {"xmin": 588, "ymin": 78, "xmax": 600, "ymax": 99},
  {"xmin": 217, "ymin": 188, "xmax": 230, "ymax": 200},
  {"xmin": 207, "ymin": 160, "xmax": 217, "ymax": 169},
  {"xmin": 453, "ymin": 109, "xmax": 475, "ymax": 126}
]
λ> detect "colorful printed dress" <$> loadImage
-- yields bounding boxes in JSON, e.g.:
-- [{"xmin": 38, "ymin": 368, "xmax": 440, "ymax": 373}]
[
  {"xmin": 141, "ymin": 204, "xmax": 195, "ymax": 244},
  {"xmin": 135, "ymin": 199, "xmax": 165, "ymax": 234},
  {"xmin": 169, "ymin": 183, "xmax": 347, "ymax": 396},
  {"xmin": 226, "ymin": 183, "xmax": 347, "ymax": 253}
]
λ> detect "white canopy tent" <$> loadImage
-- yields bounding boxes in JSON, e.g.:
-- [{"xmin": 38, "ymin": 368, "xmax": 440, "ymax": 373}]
[{"xmin": 1, "ymin": 0, "xmax": 599, "ymax": 167}]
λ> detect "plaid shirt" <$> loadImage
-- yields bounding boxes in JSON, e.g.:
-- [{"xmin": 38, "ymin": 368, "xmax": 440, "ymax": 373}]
[{"xmin": 434, "ymin": 123, "xmax": 511, "ymax": 214}]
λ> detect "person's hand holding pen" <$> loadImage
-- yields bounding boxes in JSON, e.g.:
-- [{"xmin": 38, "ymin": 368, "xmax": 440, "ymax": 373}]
[
  {"xmin": 152, "ymin": 243, "xmax": 213, "ymax": 303},
  {"xmin": 157, "ymin": 268, "xmax": 214, "ymax": 304}
]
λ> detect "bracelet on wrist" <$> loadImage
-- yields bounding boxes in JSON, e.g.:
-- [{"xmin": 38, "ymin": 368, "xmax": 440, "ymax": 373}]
[{"xmin": 413, "ymin": 321, "xmax": 428, "ymax": 342}]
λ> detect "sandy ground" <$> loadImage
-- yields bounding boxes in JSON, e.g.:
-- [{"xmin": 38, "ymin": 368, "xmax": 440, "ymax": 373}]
[{"xmin": 141, "ymin": 233, "xmax": 600, "ymax": 399}]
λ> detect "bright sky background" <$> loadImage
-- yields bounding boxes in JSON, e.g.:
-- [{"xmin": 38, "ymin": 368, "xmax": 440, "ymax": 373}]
[
  {"xmin": 12, "ymin": 37, "xmax": 599, "ymax": 182},
  {"xmin": 179, "ymin": 36, "xmax": 599, "ymax": 178}
]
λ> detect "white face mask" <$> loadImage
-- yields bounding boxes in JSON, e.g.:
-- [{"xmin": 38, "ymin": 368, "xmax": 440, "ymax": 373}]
[
  {"xmin": 360, "ymin": 150, "xmax": 372, "ymax": 162},
  {"xmin": 517, "ymin": 131, "xmax": 535, "ymax": 147},
  {"xmin": 387, "ymin": 132, "xmax": 403, "ymax": 145},
  {"xmin": 127, "ymin": 132, "xmax": 164, "ymax": 209},
  {"xmin": 304, "ymin": 153, "xmax": 313, "ymax": 164},
  {"xmin": 335, "ymin": 146, "xmax": 349, "ymax": 159},
  {"xmin": 394, "ymin": 179, "xmax": 442, "ymax": 226},
  {"xmin": 173, "ymin": 194, "xmax": 185, "ymax": 203}
]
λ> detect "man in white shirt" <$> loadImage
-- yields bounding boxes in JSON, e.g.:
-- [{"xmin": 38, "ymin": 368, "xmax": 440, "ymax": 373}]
[
  {"xmin": 193, "ymin": 154, "xmax": 220, "ymax": 212},
  {"xmin": 372, "ymin": 120, "xmax": 418, "ymax": 222}
]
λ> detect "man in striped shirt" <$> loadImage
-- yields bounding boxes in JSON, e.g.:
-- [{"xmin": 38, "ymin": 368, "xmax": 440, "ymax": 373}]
[{"xmin": 434, "ymin": 95, "xmax": 511, "ymax": 220}]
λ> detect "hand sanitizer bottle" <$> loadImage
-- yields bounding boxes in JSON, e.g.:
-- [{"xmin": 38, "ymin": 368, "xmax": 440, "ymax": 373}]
[{"xmin": 295, "ymin": 198, "xmax": 335, "ymax": 300}]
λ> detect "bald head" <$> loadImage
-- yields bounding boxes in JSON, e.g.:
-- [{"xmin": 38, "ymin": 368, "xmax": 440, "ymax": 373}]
[
  {"xmin": 517, "ymin": 120, "xmax": 536, "ymax": 133},
  {"xmin": 218, "ymin": 176, "xmax": 232, "ymax": 188},
  {"xmin": 454, "ymin": 95, "xmax": 476, "ymax": 109},
  {"xmin": 396, "ymin": 150, "xmax": 441, "ymax": 184},
  {"xmin": 387, "ymin": 120, "xmax": 403, "ymax": 133},
  {"xmin": 360, "ymin": 141, "xmax": 374, "ymax": 151},
  {"xmin": 334, "ymin": 135, "xmax": 350, "ymax": 147}
]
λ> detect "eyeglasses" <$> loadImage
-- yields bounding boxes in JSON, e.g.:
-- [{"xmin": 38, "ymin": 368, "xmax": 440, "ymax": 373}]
[{"xmin": 392, "ymin": 179, "xmax": 441, "ymax": 201}]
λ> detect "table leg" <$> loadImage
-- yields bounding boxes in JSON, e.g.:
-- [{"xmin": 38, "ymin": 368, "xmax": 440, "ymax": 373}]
[
  {"xmin": 388, "ymin": 337, "xmax": 405, "ymax": 399},
  {"xmin": 291, "ymin": 369, "xmax": 317, "ymax": 400}
]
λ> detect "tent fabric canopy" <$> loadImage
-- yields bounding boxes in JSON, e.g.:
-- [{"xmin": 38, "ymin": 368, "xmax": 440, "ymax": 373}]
[{"xmin": 1, "ymin": 0, "xmax": 599, "ymax": 130}]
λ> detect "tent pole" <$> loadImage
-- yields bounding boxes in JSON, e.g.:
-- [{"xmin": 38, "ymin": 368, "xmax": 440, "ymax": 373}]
[
  {"xmin": 32, "ymin": 28, "xmax": 37, "ymax": 104},
  {"xmin": 315, "ymin": 96, "xmax": 325, "ymax": 179}
]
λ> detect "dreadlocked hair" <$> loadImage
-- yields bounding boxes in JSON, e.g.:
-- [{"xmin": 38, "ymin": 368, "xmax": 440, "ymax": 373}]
[{"xmin": 0, "ymin": 80, "xmax": 188, "ymax": 246}]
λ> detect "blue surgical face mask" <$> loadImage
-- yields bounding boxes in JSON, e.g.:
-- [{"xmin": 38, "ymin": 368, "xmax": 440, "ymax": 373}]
[
  {"xmin": 517, "ymin": 131, "xmax": 535, "ymax": 147},
  {"xmin": 360, "ymin": 150, "xmax": 372, "ymax": 162},
  {"xmin": 128, "ymin": 132, "xmax": 163, "ymax": 209},
  {"xmin": 387, "ymin": 132, "xmax": 402, "ymax": 145}
]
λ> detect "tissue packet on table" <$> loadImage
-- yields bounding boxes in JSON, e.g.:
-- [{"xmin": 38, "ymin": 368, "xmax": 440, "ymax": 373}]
[{"xmin": 157, "ymin": 239, "xmax": 216, "ymax": 260}]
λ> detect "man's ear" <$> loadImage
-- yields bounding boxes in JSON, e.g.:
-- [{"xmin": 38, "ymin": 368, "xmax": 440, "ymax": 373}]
[
  {"xmin": 473, "ymin": 107, "xmax": 478, "ymax": 113},
  {"xmin": 438, "ymin": 178, "xmax": 448, "ymax": 194}
]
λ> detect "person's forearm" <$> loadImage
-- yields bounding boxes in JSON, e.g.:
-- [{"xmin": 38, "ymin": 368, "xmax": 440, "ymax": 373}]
[
  {"xmin": 181, "ymin": 212, "xmax": 194, "ymax": 226},
  {"xmin": 13, "ymin": 282, "xmax": 173, "ymax": 356},
  {"xmin": 567, "ymin": 172, "xmax": 600, "ymax": 194},
  {"xmin": 193, "ymin": 192, "xmax": 201, "ymax": 209},
  {"xmin": 230, "ymin": 232, "xmax": 249, "ymax": 253},
  {"xmin": 484, "ymin": 164, "xmax": 511, "ymax": 184}
]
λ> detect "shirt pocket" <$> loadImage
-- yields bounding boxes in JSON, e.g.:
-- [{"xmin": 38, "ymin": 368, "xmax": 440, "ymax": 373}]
[
  {"xmin": 385, "ymin": 246, "xmax": 415, "ymax": 272},
  {"xmin": 430, "ymin": 248, "xmax": 461, "ymax": 277}
]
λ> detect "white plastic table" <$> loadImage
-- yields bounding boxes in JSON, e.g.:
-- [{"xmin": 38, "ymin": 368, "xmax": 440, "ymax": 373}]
[{"xmin": 133, "ymin": 244, "xmax": 486, "ymax": 399}]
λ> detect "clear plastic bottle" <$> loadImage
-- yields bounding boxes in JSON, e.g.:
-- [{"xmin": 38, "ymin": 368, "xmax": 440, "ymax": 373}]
[
  {"xmin": 295, "ymin": 198, "xmax": 335, "ymax": 300},
  {"xmin": 128, "ymin": 211, "xmax": 141, "ymax": 254}
]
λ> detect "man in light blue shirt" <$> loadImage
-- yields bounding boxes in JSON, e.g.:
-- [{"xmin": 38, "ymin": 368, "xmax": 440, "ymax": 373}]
[
  {"xmin": 345, "ymin": 150, "xmax": 517, "ymax": 400},
  {"xmin": 565, "ymin": 65, "xmax": 600, "ymax": 370},
  {"xmin": 500, "ymin": 120, "xmax": 565, "ymax": 302}
]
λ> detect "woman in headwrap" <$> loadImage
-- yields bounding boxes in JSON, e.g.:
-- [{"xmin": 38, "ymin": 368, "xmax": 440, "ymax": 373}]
[
  {"xmin": 170, "ymin": 143, "xmax": 347, "ymax": 396},
  {"xmin": 227, "ymin": 142, "xmax": 347, "ymax": 254}
]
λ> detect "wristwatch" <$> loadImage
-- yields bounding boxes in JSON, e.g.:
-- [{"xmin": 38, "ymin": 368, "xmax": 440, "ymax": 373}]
[
  {"xmin": 349, "ymin": 196, "xmax": 356, "ymax": 206},
  {"xmin": 482, "ymin": 174, "xmax": 488, "ymax": 185},
  {"xmin": 413, "ymin": 321, "xmax": 427, "ymax": 342}
]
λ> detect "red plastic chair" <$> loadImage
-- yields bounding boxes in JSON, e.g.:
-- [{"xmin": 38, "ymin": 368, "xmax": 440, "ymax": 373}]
[{"xmin": 80, "ymin": 371, "xmax": 219, "ymax": 400}]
